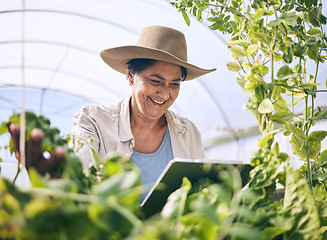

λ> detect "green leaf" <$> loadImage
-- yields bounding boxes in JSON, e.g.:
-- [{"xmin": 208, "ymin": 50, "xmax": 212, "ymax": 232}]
[
  {"xmin": 299, "ymin": 83, "xmax": 319, "ymax": 87},
  {"xmin": 252, "ymin": 64, "xmax": 269, "ymax": 76},
  {"xmin": 271, "ymin": 111, "xmax": 293, "ymax": 118},
  {"xmin": 181, "ymin": 211, "xmax": 220, "ymax": 240},
  {"xmin": 283, "ymin": 165, "xmax": 321, "ymax": 239},
  {"xmin": 268, "ymin": 19, "xmax": 283, "ymax": 27},
  {"xmin": 228, "ymin": 223, "xmax": 263, "ymax": 240},
  {"xmin": 280, "ymin": 12, "xmax": 298, "ymax": 26},
  {"xmin": 182, "ymin": 9, "xmax": 190, "ymax": 26},
  {"xmin": 244, "ymin": 79, "xmax": 257, "ymax": 93},
  {"xmin": 283, "ymin": 122, "xmax": 291, "ymax": 131},
  {"xmin": 262, "ymin": 226, "xmax": 291, "ymax": 240},
  {"xmin": 242, "ymin": 62, "xmax": 252, "ymax": 68},
  {"xmin": 270, "ymin": 111, "xmax": 293, "ymax": 124},
  {"xmin": 304, "ymin": 131, "xmax": 327, "ymax": 160},
  {"xmin": 273, "ymin": 99, "xmax": 289, "ymax": 113},
  {"xmin": 264, "ymin": 9, "xmax": 274, "ymax": 16},
  {"xmin": 283, "ymin": 46, "xmax": 293, "ymax": 64},
  {"xmin": 0, "ymin": 121, "xmax": 8, "ymax": 135},
  {"xmin": 307, "ymin": 141, "xmax": 321, "ymax": 160},
  {"xmin": 307, "ymin": 28, "xmax": 321, "ymax": 35},
  {"xmin": 310, "ymin": 111, "xmax": 327, "ymax": 121},
  {"xmin": 318, "ymin": 149, "xmax": 327, "ymax": 166},
  {"xmin": 194, "ymin": 0, "xmax": 205, "ymax": 8},
  {"xmin": 3, "ymin": 193, "xmax": 21, "ymax": 214},
  {"xmin": 92, "ymin": 171, "xmax": 140, "ymax": 198},
  {"xmin": 258, "ymin": 98, "xmax": 273, "ymax": 114},
  {"xmin": 252, "ymin": 8, "xmax": 264, "ymax": 21},
  {"xmin": 246, "ymin": 44, "xmax": 258, "ymax": 56},
  {"xmin": 226, "ymin": 62, "xmax": 242, "ymax": 72},
  {"xmin": 271, "ymin": 85, "xmax": 283, "ymax": 100},
  {"xmin": 307, "ymin": 131, "xmax": 327, "ymax": 142},
  {"xmin": 290, "ymin": 126, "xmax": 307, "ymax": 160},
  {"xmin": 244, "ymin": 12, "xmax": 253, "ymax": 21},
  {"xmin": 230, "ymin": 46, "xmax": 246, "ymax": 60},
  {"xmin": 88, "ymin": 201, "xmax": 142, "ymax": 237},
  {"xmin": 312, "ymin": 172, "xmax": 327, "ymax": 182},
  {"xmin": 258, "ymin": 129, "xmax": 281, "ymax": 148},
  {"xmin": 187, "ymin": 184, "xmax": 230, "ymax": 225},
  {"xmin": 273, "ymin": 52, "xmax": 283, "ymax": 62},
  {"xmin": 289, "ymin": 125, "xmax": 306, "ymax": 140},
  {"xmin": 29, "ymin": 168, "xmax": 48, "ymax": 188},
  {"xmin": 277, "ymin": 66, "xmax": 294, "ymax": 78},
  {"xmin": 309, "ymin": 6, "xmax": 324, "ymax": 27},
  {"xmin": 161, "ymin": 177, "xmax": 191, "ymax": 219},
  {"xmin": 250, "ymin": 28, "xmax": 272, "ymax": 47},
  {"xmin": 293, "ymin": 44, "xmax": 306, "ymax": 57},
  {"xmin": 91, "ymin": 148, "xmax": 101, "ymax": 170},
  {"xmin": 228, "ymin": 40, "xmax": 247, "ymax": 46},
  {"xmin": 307, "ymin": 42, "xmax": 320, "ymax": 61},
  {"xmin": 291, "ymin": 136, "xmax": 306, "ymax": 159},
  {"xmin": 196, "ymin": 8, "xmax": 202, "ymax": 22},
  {"xmin": 236, "ymin": 76, "xmax": 246, "ymax": 89}
]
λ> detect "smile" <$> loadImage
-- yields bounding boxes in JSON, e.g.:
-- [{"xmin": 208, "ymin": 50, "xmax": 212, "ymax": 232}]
[{"xmin": 150, "ymin": 97, "xmax": 165, "ymax": 105}]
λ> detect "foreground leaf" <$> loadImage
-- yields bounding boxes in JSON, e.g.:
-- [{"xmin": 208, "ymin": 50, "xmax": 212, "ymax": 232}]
[
  {"xmin": 283, "ymin": 165, "xmax": 321, "ymax": 240},
  {"xmin": 161, "ymin": 177, "xmax": 191, "ymax": 220}
]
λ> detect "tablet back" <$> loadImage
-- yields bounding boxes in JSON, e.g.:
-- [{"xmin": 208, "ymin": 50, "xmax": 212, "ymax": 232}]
[{"xmin": 141, "ymin": 158, "xmax": 253, "ymax": 218}]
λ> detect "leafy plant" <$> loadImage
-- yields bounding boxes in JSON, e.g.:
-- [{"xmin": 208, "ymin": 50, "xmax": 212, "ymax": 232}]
[
  {"xmin": 172, "ymin": 0, "xmax": 327, "ymax": 238},
  {"xmin": 0, "ymin": 112, "xmax": 145, "ymax": 239},
  {"xmin": 0, "ymin": 112, "xmax": 252, "ymax": 240}
]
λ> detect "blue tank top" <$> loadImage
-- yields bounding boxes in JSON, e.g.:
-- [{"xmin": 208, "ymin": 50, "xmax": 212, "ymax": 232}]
[{"xmin": 131, "ymin": 127, "xmax": 173, "ymax": 197}]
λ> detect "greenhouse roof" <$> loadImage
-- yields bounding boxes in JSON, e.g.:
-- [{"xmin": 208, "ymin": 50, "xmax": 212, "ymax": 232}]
[{"xmin": 1, "ymin": 0, "xmax": 327, "ymax": 160}]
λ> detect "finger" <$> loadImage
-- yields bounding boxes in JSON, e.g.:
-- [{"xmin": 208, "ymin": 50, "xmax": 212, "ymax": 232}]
[
  {"xmin": 49, "ymin": 146, "xmax": 66, "ymax": 168},
  {"xmin": 7, "ymin": 123, "xmax": 21, "ymax": 160},
  {"xmin": 39, "ymin": 146, "xmax": 66, "ymax": 177},
  {"xmin": 26, "ymin": 128, "xmax": 44, "ymax": 170},
  {"xmin": 49, "ymin": 146, "xmax": 67, "ymax": 176}
]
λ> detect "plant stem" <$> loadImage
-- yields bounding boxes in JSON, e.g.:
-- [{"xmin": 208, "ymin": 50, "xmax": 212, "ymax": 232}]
[
  {"xmin": 270, "ymin": 5, "xmax": 278, "ymax": 94},
  {"xmin": 304, "ymin": 96, "xmax": 313, "ymax": 190},
  {"xmin": 306, "ymin": 148, "xmax": 313, "ymax": 190},
  {"xmin": 12, "ymin": 162, "xmax": 21, "ymax": 184}
]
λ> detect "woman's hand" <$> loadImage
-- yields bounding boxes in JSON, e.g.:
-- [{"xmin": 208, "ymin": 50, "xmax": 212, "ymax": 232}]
[{"xmin": 7, "ymin": 123, "xmax": 66, "ymax": 177}]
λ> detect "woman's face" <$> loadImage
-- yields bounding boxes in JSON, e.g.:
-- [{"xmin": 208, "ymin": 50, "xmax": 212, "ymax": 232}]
[{"xmin": 129, "ymin": 60, "xmax": 182, "ymax": 122}]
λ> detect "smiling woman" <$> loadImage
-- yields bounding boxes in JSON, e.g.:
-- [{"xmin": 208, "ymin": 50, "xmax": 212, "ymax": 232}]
[
  {"xmin": 128, "ymin": 60, "xmax": 182, "ymax": 124},
  {"xmin": 71, "ymin": 25, "xmax": 216, "ymax": 194}
]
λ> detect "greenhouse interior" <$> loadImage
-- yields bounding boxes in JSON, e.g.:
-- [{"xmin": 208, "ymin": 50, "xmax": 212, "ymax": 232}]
[{"xmin": 1, "ymin": 0, "xmax": 327, "ymax": 239}]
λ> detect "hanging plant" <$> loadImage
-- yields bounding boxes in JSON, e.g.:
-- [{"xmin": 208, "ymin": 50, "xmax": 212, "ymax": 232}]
[{"xmin": 172, "ymin": 0, "xmax": 327, "ymax": 238}]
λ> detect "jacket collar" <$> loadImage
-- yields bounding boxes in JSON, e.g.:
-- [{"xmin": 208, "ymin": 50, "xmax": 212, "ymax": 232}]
[{"xmin": 165, "ymin": 109, "xmax": 188, "ymax": 135}]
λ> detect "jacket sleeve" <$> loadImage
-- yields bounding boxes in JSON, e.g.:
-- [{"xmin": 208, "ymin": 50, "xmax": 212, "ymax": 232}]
[
  {"xmin": 184, "ymin": 118, "xmax": 205, "ymax": 160},
  {"xmin": 71, "ymin": 105, "xmax": 101, "ymax": 170}
]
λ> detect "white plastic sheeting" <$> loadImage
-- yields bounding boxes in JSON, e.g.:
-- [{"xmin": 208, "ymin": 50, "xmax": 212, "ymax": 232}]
[{"xmin": 0, "ymin": 0, "xmax": 327, "ymax": 162}]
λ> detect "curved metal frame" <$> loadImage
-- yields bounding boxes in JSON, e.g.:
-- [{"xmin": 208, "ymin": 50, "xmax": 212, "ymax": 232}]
[
  {"xmin": 0, "ymin": 65, "xmax": 126, "ymax": 100},
  {"xmin": 0, "ymin": 7, "xmax": 239, "ymax": 143}
]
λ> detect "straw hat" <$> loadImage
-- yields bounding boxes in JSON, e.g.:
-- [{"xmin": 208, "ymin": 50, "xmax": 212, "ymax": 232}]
[{"xmin": 100, "ymin": 25, "xmax": 216, "ymax": 81}]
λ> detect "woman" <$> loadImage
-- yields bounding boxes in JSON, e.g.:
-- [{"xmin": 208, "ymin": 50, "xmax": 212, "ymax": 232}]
[{"xmin": 71, "ymin": 25, "xmax": 216, "ymax": 187}]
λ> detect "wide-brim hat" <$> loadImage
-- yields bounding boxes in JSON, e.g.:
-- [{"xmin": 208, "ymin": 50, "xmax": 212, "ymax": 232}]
[{"xmin": 100, "ymin": 25, "xmax": 216, "ymax": 81}]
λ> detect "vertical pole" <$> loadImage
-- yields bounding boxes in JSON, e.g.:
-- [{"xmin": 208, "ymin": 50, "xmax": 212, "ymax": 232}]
[{"xmin": 19, "ymin": 0, "xmax": 26, "ymax": 168}]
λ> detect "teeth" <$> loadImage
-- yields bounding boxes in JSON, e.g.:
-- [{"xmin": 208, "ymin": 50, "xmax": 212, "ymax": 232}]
[{"xmin": 151, "ymin": 98, "xmax": 165, "ymax": 104}]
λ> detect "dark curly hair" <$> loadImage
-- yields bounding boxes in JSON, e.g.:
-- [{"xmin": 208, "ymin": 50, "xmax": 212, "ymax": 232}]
[{"xmin": 126, "ymin": 58, "xmax": 187, "ymax": 81}]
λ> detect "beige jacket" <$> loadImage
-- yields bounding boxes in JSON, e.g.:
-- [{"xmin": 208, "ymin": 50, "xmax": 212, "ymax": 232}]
[{"xmin": 71, "ymin": 96, "xmax": 205, "ymax": 169}]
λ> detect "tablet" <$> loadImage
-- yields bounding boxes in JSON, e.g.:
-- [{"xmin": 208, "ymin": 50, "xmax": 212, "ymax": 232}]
[{"xmin": 141, "ymin": 158, "xmax": 253, "ymax": 218}]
